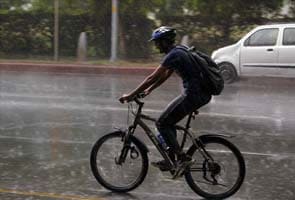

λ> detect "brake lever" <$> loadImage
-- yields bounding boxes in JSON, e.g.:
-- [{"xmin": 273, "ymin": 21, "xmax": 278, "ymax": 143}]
[
  {"xmin": 192, "ymin": 110, "xmax": 199, "ymax": 120},
  {"xmin": 136, "ymin": 92, "xmax": 146, "ymax": 99}
]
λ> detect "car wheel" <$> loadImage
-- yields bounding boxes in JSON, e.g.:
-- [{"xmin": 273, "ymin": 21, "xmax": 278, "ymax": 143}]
[{"xmin": 219, "ymin": 63, "xmax": 238, "ymax": 84}]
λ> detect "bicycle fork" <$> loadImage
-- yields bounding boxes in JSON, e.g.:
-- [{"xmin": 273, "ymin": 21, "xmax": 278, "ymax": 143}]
[
  {"xmin": 115, "ymin": 126, "xmax": 136, "ymax": 165},
  {"xmin": 116, "ymin": 123, "xmax": 175, "ymax": 172}
]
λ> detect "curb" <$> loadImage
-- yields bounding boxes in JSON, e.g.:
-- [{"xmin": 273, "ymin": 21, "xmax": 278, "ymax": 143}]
[
  {"xmin": 2, "ymin": 62, "xmax": 295, "ymax": 87},
  {"xmin": 0, "ymin": 62, "xmax": 154, "ymax": 75}
]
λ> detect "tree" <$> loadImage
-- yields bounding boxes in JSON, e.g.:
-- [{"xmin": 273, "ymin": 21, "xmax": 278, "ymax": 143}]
[
  {"xmin": 288, "ymin": 0, "xmax": 295, "ymax": 17},
  {"xmin": 1, "ymin": 0, "xmax": 292, "ymax": 59},
  {"xmin": 117, "ymin": 0, "xmax": 163, "ymax": 59},
  {"xmin": 31, "ymin": 0, "xmax": 92, "ymax": 14},
  {"xmin": 82, "ymin": 0, "xmax": 165, "ymax": 59},
  {"xmin": 154, "ymin": 0, "xmax": 285, "ymax": 52},
  {"xmin": 0, "ymin": 0, "xmax": 32, "ymax": 13}
]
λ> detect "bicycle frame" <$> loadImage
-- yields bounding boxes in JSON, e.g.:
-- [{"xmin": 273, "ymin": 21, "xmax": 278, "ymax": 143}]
[
  {"xmin": 120, "ymin": 97, "xmax": 218, "ymax": 170},
  {"xmin": 124, "ymin": 98, "xmax": 175, "ymax": 169}
]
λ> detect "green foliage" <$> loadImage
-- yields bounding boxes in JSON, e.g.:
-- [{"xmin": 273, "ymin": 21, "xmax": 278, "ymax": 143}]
[
  {"xmin": 155, "ymin": 0, "xmax": 286, "ymax": 53},
  {"xmin": 30, "ymin": 0, "xmax": 93, "ymax": 14},
  {"xmin": 0, "ymin": 12, "xmax": 53, "ymax": 55},
  {"xmin": 0, "ymin": 0, "xmax": 31, "ymax": 10},
  {"xmin": 0, "ymin": 0, "xmax": 294, "ymax": 59}
]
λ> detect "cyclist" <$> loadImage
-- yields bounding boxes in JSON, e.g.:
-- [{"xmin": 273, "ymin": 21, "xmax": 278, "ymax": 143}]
[{"xmin": 119, "ymin": 26, "xmax": 212, "ymax": 172}]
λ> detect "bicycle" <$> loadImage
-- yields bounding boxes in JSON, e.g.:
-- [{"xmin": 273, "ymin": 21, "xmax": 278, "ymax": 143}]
[{"xmin": 90, "ymin": 95, "xmax": 246, "ymax": 199}]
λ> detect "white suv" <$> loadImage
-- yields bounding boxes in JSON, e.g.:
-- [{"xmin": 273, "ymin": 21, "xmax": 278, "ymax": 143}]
[{"xmin": 211, "ymin": 23, "xmax": 295, "ymax": 83}]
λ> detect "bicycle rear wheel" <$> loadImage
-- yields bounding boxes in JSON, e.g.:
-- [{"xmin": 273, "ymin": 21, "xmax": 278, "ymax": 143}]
[
  {"xmin": 90, "ymin": 131, "xmax": 149, "ymax": 192},
  {"xmin": 185, "ymin": 136, "xmax": 245, "ymax": 199}
]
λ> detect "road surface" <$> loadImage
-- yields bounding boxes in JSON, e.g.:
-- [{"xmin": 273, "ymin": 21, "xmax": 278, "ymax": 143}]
[{"xmin": 0, "ymin": 71, "xmax": 294, "ymax": 200}]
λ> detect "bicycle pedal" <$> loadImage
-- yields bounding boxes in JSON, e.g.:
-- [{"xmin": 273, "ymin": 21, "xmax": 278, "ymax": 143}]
[{"xmin": 172, "ymin": 159, "xmax": 195, "ymax": 179}]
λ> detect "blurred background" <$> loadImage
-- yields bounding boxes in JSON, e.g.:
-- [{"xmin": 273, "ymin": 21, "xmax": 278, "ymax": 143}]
[
  {"xmin": 1, "ymin": 2, "xmax": 295, "ymax": 199},
  {"xmin": 0, "ymin": 0, "xmax": 295, "ymax": 63}
]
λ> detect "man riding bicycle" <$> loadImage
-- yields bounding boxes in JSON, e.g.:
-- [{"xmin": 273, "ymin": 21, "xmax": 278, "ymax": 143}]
[{"xmin": 119, "ymin": 26, "xmax": 212, "ymax": 171}]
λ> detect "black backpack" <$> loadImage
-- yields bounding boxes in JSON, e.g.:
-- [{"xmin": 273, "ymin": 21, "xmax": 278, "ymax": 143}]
[{"xmin": 177, "ymin": 45, "xmax": 224, "ymax": 96}]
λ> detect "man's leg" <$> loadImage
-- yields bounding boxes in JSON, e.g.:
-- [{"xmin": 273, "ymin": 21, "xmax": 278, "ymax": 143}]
[
  {"xmin": 156, "ymin": 95, "xmax": 188, "ymax": 156},
  {"xmin": 153, "ymin": 93, "xmax": 211, "ymax": 169}
]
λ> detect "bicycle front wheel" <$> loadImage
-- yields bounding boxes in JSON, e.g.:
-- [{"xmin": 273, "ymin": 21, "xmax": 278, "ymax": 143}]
[
  {"xmin": 185, "ymin": 136, "xmax": 246, "ymax": 199},
  {"xmin": 90, "ymin": 131, "xmax": 149, "ymax": 192}
]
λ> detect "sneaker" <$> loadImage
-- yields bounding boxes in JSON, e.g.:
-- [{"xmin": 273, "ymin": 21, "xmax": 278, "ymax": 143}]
[
  {"xmin": 151, "ymin": 160, "xmax": 171, "ymax": 171},
  {"xmin": 172, "ymin": 156, "xmax": 194, "ymax": 179}
]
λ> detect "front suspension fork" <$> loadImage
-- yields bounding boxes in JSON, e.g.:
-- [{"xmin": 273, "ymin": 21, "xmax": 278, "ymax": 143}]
[{"xmin": 115, "ymin": 127, "xmax": 135, "ymax": 165}]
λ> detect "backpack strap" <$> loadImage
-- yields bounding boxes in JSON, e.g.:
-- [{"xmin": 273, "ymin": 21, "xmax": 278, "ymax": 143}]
[
  {"xmin": 176, "ymin": 45, "xmax": 196, "ymax": 52},
  {"xmin": 176, "ymin": 45, "xmax": 207, "ymax": 68}
]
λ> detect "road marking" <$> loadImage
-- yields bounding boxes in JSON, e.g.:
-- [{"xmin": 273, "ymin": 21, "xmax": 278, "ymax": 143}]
[
  {"xmin": 0, "ymin": 100, "xmax": 287, "ymax": 122},
  {"xmin": 0, "ymin": 188, "xmax": 104, "ymax": 200},
  {"xmin": 147, "ymin": 145, "xmax": 293, "ymax": 158},
  {"xmin": 0, "ymin": 134, "xmax": 291, "ymax": 160}
]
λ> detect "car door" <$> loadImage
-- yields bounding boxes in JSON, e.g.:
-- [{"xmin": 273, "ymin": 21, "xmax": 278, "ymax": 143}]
[
  {"xmin": 240, "ymin": 28, "xmax": 279, "ymax": 76},
  {"xmin": 277, "ymin": 27, "xmax": 295, "ymax": 77}
]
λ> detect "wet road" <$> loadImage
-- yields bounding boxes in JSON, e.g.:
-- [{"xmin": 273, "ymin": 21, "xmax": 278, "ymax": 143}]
[{"xmin": 0, "ymin": 71, "xmax": 294, "ymax": 200}]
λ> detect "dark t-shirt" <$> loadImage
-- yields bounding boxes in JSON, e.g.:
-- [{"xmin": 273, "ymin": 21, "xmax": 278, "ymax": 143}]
[{"xmin": 161, "ymin": 45, "xmax": 202, "ymax": 94}]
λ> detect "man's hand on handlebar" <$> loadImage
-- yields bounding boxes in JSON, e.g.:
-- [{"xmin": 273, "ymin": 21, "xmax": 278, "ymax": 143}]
[
  {"xmin": 119, "ymin": 93, "xmax": 133, "ymax": 104},
  {"xmin": 119, "ymin": 92, "xmax": 147, "ymax": 104}
]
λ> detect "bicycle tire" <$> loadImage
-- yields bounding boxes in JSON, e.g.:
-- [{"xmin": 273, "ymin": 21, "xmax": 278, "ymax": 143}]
[
  {"xmin": 90, "ymin": 131, "xmax": 149, "ymax": 192},
  {"xmin": 185, "ymin": 136, "xmax": 246, "ymax": 199}
]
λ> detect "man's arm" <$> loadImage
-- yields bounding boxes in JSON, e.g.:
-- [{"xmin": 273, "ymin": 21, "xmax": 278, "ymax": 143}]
[
  {"xmin": 145, "ymin": 66, "xmax": 173, "ymax": 95},
  {"xmin": 119, "ymin": 65, "xmax": 173, "ymax": 103}
]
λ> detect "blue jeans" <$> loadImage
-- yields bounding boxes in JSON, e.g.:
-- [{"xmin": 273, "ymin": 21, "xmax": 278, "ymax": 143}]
[{"xmin": 156, "ymin": 92, "xmax": 211, "ymax": 156}]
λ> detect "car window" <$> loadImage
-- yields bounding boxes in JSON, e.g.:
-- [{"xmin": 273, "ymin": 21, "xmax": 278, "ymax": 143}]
[
  {"xmin": 283, "ymin": 28, "xmax": 295, "ymax": 45},
  {"xmin": 244, "ymin": 28, "xmax": 279, "ymax": 46}
]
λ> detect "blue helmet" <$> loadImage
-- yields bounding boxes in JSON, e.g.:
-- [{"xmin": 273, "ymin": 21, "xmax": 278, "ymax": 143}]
[{"xmin": 149, "ymin": 26, "xmax": 176, "ymax": 41}]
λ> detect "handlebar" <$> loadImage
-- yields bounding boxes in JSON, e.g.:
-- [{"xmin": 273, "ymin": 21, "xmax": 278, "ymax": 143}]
[
  {"xmin": 133, "ymin": 93, "xmax": 145, "ymax": 105},
  {"xmin": 119, "ymin": 92, "xmax": 146, "ymax": 105}
]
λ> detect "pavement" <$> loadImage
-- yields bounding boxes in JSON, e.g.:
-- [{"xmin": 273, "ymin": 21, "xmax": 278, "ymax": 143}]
[
  {"xmin": 1, "ymin": 66, "xmax": 295, "ymax": 199},
  {"xmin": 2, "ymin": 61, "xmax": 295, "ymax": 89},
  {"xmin": 0, "ymin": 60, "xmax": 295, "ymax": 87}
]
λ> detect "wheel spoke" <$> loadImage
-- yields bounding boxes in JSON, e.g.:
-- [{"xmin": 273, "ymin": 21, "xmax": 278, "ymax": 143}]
[{"xmin": 189, "ymin": 167, "xmax": 205, "ymax": 171}]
